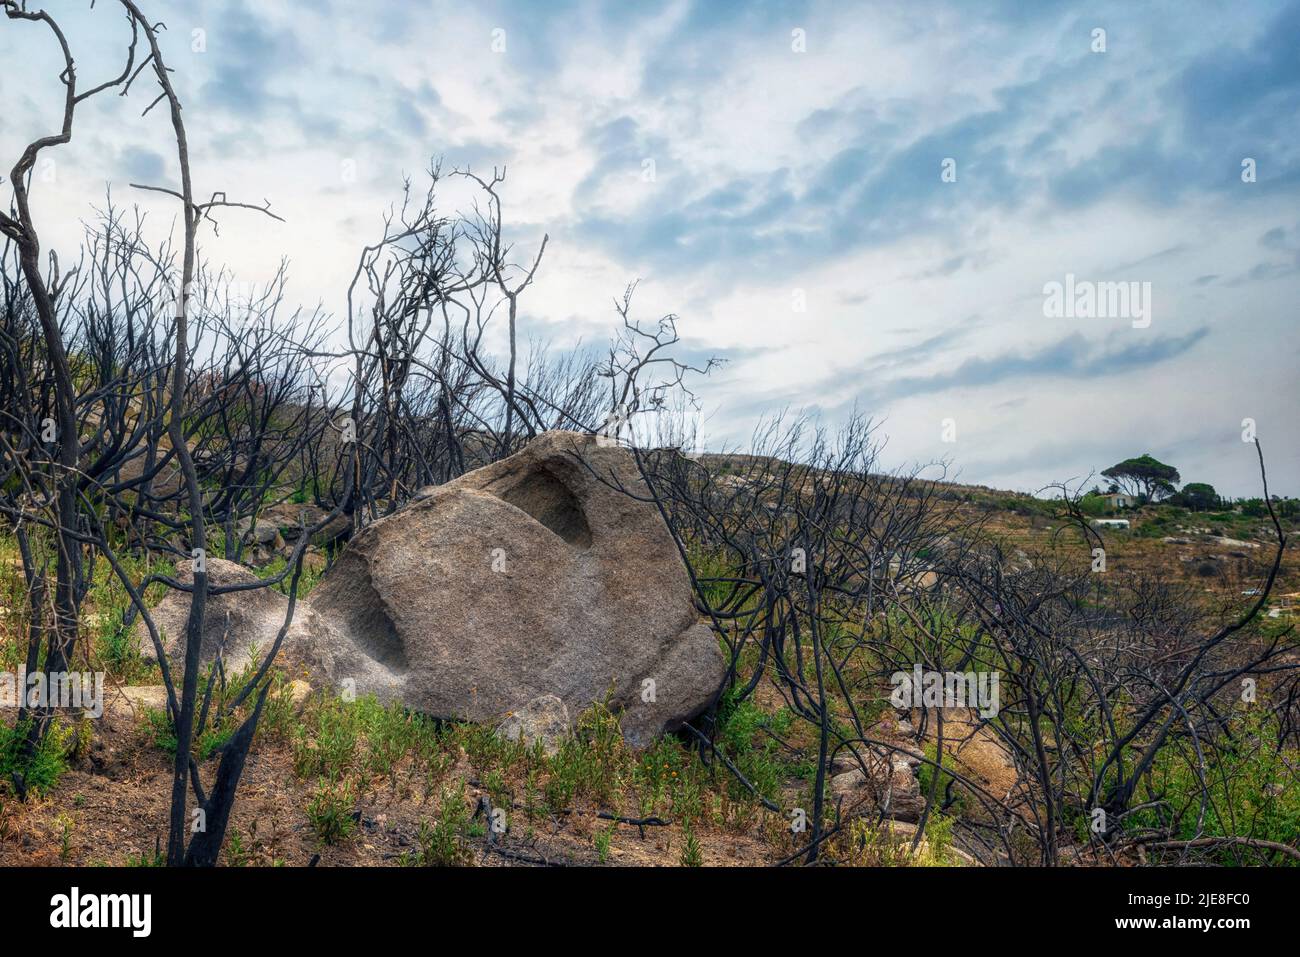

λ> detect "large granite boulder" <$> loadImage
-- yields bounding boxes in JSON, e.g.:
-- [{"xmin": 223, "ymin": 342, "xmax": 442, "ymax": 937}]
[
  {"xmin": 139, "ymin": 432, "xmax": 725, "ymax": 745},
  {"xmin": 300, "ymin": 431, "xmax": 725, "ymax": 745}
]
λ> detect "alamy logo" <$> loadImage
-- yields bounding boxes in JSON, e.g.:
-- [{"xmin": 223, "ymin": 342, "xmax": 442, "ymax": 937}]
[
  {"xmin": 49, "ymin": 887, "xmax": 151, "ymax": 937},
  {"xmin": 1042, "ymin": 273, "xmax": 1151, "ymax": 328},
  {"xmin": 890, "ymin": 665, "xmax": 1001, "ymax": 718},
  {"xmin": 0, "ymin": 669, "xmax": 104, "ymax": 718}
]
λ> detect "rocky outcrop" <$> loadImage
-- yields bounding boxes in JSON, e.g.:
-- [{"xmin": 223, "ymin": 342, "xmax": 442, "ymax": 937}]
[{"xmin": 831, "ymin": 746, "xmax": 925, "ymax": 823}]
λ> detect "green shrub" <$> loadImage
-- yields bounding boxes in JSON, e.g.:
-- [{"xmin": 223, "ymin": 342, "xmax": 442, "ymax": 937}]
[
  {"xmin": 292, "ymin": 695, "xmax": 360, "ymax": 782},
  {"xmin": 679, "ymin": 825, "xmax": 703, "ymax": 866},
  {"xmin": 401, "ymin": 784, "xmax": 472, "ymax": 866},
  {"xmin": 1125, "ymin": 710, "xmax": 1300, "ymax": 863},
  {"xmin": 306, "ymin": 778, "xmax": 357, "ymax": 845},
  {"xmin": 124, "ymin": 847, "xmax": 165, "ymax": 867},
  {"xmin": 915, "ymin": 743, "xmax": 968, "ymax": 815},
  {"xmin": 0, "ymin": 718, "xmax": 75, "ymax": 796},
  {"xmin": 1079, "ymin": 494, "xmax": 1108, "ymax": 517},
  {"xmin": 142, "ymin": 705, "xmax": 234, "ymax": 761},
  {"xmin": 715, "ymin": 687, "xmax": 793, "ymax": 803}
]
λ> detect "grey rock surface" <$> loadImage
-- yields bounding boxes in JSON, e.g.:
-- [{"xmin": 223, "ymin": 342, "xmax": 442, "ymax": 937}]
[{"xmin": 140, "ymin": 432, "xmax": 725, "ymax": 746}]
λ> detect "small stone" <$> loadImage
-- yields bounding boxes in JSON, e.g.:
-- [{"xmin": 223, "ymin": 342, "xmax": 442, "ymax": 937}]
[{"xmin": 496, "ymin": 694, "xmax": 570, "ymax": 755}]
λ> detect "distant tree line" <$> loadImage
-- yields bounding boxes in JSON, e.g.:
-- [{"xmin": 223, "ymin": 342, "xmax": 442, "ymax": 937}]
[{"xmin": 1091, "ymin": 452, "xmax": 1297, "ymax": 515}]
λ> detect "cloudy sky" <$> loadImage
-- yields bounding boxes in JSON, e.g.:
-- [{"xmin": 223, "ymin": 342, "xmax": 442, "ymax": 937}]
[{"xmin": 3, "ymin": 0, "xmax": 1298, "ymax": 496}]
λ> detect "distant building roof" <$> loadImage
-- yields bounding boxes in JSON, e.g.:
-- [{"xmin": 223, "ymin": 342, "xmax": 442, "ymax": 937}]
[{"xmin": 1091, "ymin": 518, "xmax": 1131, "ymax": 528}]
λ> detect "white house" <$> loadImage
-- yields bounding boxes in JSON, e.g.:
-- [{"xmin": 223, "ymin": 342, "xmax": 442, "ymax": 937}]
[
  {"xmin": 1100, "ymin": 492, "xmax": 1137, "ymax": 509},
  {"xmin": 1091, "ymin": 518, "xmax": 1130, "ymax": 530}
]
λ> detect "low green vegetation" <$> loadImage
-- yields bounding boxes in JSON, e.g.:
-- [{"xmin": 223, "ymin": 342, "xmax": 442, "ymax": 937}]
[
  {"xmin": 1124, "ymin": 710, "xmax": 1300, "ymax": 864},
  {"xmin": 306, "ymin": 779, "xmax": 357, "ymax": 846},
  {"xmin": 141, "ymin": 662, "xmax": 293, "ymax": 761},
  {"xmin": 400, "ymin": 784, "xmax": 474, "ymax": 866},
  {"xmin": 0, "ymin": 718, "xmax": 77, "ymax": 797}
]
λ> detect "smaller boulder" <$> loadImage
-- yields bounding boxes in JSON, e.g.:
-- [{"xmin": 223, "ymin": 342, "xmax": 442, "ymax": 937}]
[
  {"xmin": 136, "ymin": 557, "xmax": 315, "ymax": 675},
  {"xmin": 496, "ymin": 694, "xmax": 570, "ymax": 755},
  {"xmin": 237, "ymin": 517, "xmax": 283, "ymax": 548},
  {"xmin": 261, "ymin": 502, "xmax": 325, "ymax": 540},
  {"xmin": 831, "ymin": 750, "xmax": 925, "ymax": 823}
]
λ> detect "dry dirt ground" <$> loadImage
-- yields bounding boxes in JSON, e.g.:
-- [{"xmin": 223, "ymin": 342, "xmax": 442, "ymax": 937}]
[{"xmin": 0, "ymin": 689, "xmax": 780, "ymax": 867}]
